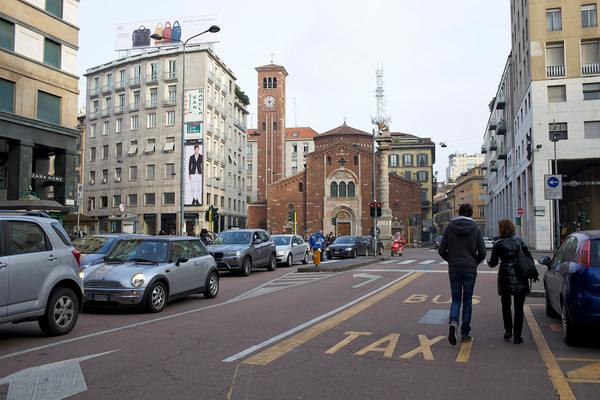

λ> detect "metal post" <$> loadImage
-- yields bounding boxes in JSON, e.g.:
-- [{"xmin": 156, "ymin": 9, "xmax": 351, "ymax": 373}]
[{"xmin": 372, "ymin": 129, "xmax": 377, "ymax": 244}]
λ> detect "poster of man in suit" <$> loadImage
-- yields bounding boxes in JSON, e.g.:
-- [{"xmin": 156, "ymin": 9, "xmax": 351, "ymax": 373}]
[{"xmin": 184, "ymin": 144, "xmax": 203, "ymax": 205}]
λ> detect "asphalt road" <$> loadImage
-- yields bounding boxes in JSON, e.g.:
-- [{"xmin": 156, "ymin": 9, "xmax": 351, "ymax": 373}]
[{"xmin": 0, "ymin": 248, "xmax": 598, "ymax": 399}]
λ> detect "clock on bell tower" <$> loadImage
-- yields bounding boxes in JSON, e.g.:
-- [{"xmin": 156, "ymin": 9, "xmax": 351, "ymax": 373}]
[{"xmin": 255, "ymin": 63, "xmax": 289, "ymax": 200}]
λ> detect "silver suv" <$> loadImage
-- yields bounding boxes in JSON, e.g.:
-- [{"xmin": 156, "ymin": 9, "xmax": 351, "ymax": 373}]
[
  {"xmin": 0, "ymin": 211, "xmax": 82, "ymax": 336},
  {"xmin": 207, "ymin": 229, "xmax": 276, "ymax": 276}
]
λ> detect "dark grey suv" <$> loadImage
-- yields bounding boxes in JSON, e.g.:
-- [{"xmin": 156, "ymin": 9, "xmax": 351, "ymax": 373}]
[
  {"xmin": 0, "ymin": 211, "xmax": 83, "ymax": 336},
  {"xmin": 207, "ymin": 229, "xmax": 276, "ymax": 276}
]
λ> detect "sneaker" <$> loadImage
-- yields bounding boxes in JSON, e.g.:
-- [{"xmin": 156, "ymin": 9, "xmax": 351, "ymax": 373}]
[
  {"xmin": 461, "ymin": 334, "xmax": 472, "ymax": 342},
  {"xmin": 504, "ymin": 331, "xmax": 512, "ymax": 341},
  {"xmin": 514, "ymin": 337, "xmax": 523, "ymax": 344},
  {"xmin": 448, "ymin": 322, "xmax": 458, "ymax": 345}
]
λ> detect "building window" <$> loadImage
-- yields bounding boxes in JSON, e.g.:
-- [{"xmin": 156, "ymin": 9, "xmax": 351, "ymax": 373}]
[
  {"xmin": 0, "ymin": 18, "xmax": 14, "ymax": 51},
  {"xmin": 354, "ymin": 155, "xmax": 358, "ymax": 165},
  {"xmin": 115, "ymin": 142, "xmax": 123, "ymax": 158},
  {"xmin": 327, "ymin": 156, "xmax": 331, "ymax": 166},
  {"xmin": 112, "ymin": 194, "xmax": 121, "ymax": 208},
  {"xmin": 421, "ymin": 189, "xmax": 428, "ymax": 201},
  {"xmin": 546, "ymin": 8, "xmax": 562, "ymax": 31},
  {"xmin": 165, "ymin": 163, "xmax": 175, "ymax": 178},
  {"xmin": 339, "ymin": 182, "xmax": 347, "ymax": 197},
  {"xmin": 100, "ymin": 196, "xmax": 108, "ymax": 208},
  {"xmin": 0, "ymin": 78, "xmax": 15, "ymax": 113},
  {"xmin": 546, "ymin": 42, "xmax": 565, "ymax": 77},
  {"xmin": 103, "ymin": 121, "xmax": 109, "ymax": 135},
  {"xmin": 102, "ymin": 145, "xmax": 108, "ymax": 159},
  {"xmin": 116, "ymin": 118, "xmax": 123, "ymax": 133},
  {"xmin": 549, "ymin": 122, "xmax": 568, "ymax": 140},
  {"xmin": 583, "ymin": 82, "xmax": 600, "ymax": 99},
  {"xmin": 146, "ymin": 164, "xmax": 155, "ymax": 180},
  {"xmin": 548, "ymin": 85, "xmax": 566, "ymax": 102},
  {"xmin": 130, "ymin": 165, "xmax": 137, "ymax": 181},
  {"xmin": 37, "ymin": 91, "xmax": 60, "ymax": 124},
  {"xmin": 330, "ymin": 182, "xmax": 338, "ymax": 197},
  {"xmin": 417, "ymin": 171, "xmax": 428, "ymax": 182},
  {"xmin": 166, "ymin": 111, "xmax": 175, "ymax": 126},
  {"xmin": 132, "ymin": 90, "xmax": 140, "ymax": 110},
  {"xmin": 45, "ymin": 0, "xmax": 62, "ymax": 17},
  {"xmin": 405, "ymin": 171, "xmax": 411, "ymax": 180},
  {"xmin": 584, "ymin": 121, "xmax": 600, "ymax": 138},
  {"xmin": 128, "ymin": 194, "xmax": 137, "ymax": 207},
  {"xmin": 44, "ymin": 38, "xmax": 60, "ymax": 68},
  {"xmin": 582, "ymin": 40, "xmax": 600, "ymax": 74},
  {"xmin": 389, "ymin": 154, "xmax": 399, "ymax": 167},
  {"xmin": 262, "ymin": 122, "xmax": 266, "ymax": 130},
  {"xmin": 417, "ymin": 154, "xmax": 428, "ymax": 167},
  {"xmin": 348, "ymin": 182, "xmax": 355, "ymax": 197},
  {"xmin": 582, "ymin": 4, "xmax": 598, "ymax": 28},
  {"xmin": 131, "ymin": 115, "xmax": 139, "ymax": 130},
  {"xmin": 144, "ymin": 193, "xmax": 155, "ymax": 206},
  {"xmin": 479, "ymin": 206, "xmax": 485, "ymax": 218},
  {"xmin": 89, "ymin": 147, "xmax": 96, "ymax": 162},
  {"xmin": 299, "ymin": 182, "xmax": 303, "ymax": 192},
  {"xmin": 402, "ymin": 154, "xmax": 414, "ymax": 167},
  {"xmin": 148, "ymin": 112, "xmax": 156, "ymax": 128},
  {"xmin": 273, "ymin": 122, "xmax": 277, "ymax": 131},
  {"xmin": 163, "ymin": 192, "xmax": 175, "ymax": 205}
]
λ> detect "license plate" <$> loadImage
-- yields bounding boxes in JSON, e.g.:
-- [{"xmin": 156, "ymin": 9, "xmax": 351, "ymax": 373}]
[{"xmin": 92, "ymin": 294, "xmax": 110, "ymax": 301}]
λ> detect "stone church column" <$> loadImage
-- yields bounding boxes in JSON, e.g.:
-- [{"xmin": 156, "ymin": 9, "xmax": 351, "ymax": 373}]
[{"xmin": 376, "ymin": 130, "xmax": 393, "ymax": 248}]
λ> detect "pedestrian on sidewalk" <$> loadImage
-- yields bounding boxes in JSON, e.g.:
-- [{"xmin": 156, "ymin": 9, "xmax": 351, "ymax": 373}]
[
  {"xmin": 487, "ymin": 219, "xmax": 534, "ymax": 344},
  {"xmin": 438, "ymin": 203, "xmax": 486, "ymax": 345}
]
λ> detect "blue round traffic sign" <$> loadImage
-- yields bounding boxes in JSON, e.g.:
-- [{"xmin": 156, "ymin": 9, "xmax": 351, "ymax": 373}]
[
  {"xmin": 309, "ymin": 232, "xmax": 325, "ymax": 249},
  {"xmin": 547, "ymin": 176, "xmax": 560, "ymax": 188}
]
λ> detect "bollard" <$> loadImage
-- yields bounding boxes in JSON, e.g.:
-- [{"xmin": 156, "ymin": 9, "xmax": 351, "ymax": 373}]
[{"xmin": 313, "ymin": 249, "xmax": 320, "ymax": 266}]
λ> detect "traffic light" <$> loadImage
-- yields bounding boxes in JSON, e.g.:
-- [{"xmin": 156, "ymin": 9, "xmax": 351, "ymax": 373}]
[
  {"xmin": 369, "ymin": 203, "xmax": 375, "ymax": 217},
  {"xmin": 211, "ymin": 207, "xmax": 219, "ymax": 222},
  {"xmin": 408, "ymin": 217, "xmax": 413, "ymax": 226},
  {"xmin": 205, "ymin": 208, "xmax": 210, "ymax": 221},
  {"xmin": 376, "ymin": 202, "xmax": 382, "ymax": 217},
  {"xmin": 331, "ymin": 217, "xmax": 336, "ymax": 226},
  {"xmin": 515, "ymin": 216, "xmax": 522, "ymax": 226},
  {"xmin": 288, "ymin": 209, "xmax": 296, "ymax": 222}
]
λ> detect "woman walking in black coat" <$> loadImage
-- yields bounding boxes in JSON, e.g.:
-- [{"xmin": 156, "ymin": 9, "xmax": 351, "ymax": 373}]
[{"xmin": 487, "ymin": 219, "xmax": 534, "ymax": 344}]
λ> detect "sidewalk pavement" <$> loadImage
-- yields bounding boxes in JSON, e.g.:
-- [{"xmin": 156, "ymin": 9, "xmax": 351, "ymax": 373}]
[{"xmin": 299, "ymin": 248, "xmax": 553, "ymax": 298}]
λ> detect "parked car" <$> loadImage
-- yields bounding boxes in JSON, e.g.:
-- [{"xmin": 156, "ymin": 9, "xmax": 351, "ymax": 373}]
[
  {"xmin": 0, "ymin": 211, "xmax": 82, "ymax": 336},
  {"xmin": 273, "ymin": 234, "xmax": 310, "ymax": 267},
  {"xmin": 81, "ymin": 237, "xmax": 218, "ymax": 313},
  {"xmin": 538, "ymin": 230, "xmax": 600, "ymax": 345},
  {"xmin": 484, "ymin": 236, "xmax": 495, "ymax": 249},
  {"xmin": 326, "ymin": 236, "xmax": 369, "ymax": 259},
  {"xmin": 73, "ymin": 233, "xmax": 147, "ymax": 267},
  {"xmin": 207, "ymin": 229, "xmax": 276, "ymax": 276},
  {"xmin": 434, "ymin": 235, "xmax": 443, "ymax": 249},
  {"xmin": 362, "ymin": 236, "xmax": 384, "ymax": 256}
]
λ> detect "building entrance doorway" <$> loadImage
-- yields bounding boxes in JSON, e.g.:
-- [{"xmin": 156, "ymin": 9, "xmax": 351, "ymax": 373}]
[{"xmin": 337, "ymin": 222, "xmax": 351, "ymax": 236}]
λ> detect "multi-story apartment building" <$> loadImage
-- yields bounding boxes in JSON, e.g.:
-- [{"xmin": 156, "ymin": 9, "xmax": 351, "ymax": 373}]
[
  {"xmin": 484, "ymin": 1, "xmax": 600, "ymax": 250},
  {"xmin": 246, "ymin": 126, "xmax": 318, "ymax": 204},
  {"xmin": 387, "ymin": 132, "xmax": 436, "ymax": 242},
  {"xmin": 446, "ymin": 152, "xmax": 485, "ymax": 183},
  {"xmin": 0, "ymin": 0, "xmax": 79, "ymax": 207},
  {"xmin": 84, "ymin": 45, "xmax": 248, "ymax": 234}
]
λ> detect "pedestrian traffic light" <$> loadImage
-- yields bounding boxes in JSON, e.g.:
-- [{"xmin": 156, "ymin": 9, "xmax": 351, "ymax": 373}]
[
  {"xmin": 369, "ymin": 203, "xmax": 375, "ymax": 217},
  {"xmin": 211, "ymin": 207, "xmax": 219, "ymax": 222},
  {"xmin": 288, "ymin": 210, "xmax": 296, "ymax": 222},
  {"xmin": 515, "ymin": 216, "xmax": 522, "ymax": 226},
  {"xmin": 331, "ymin": 217, "xmax": 336, "ymax": 226},
  {"xmin": 376, "ymin": 202, "xmax": 382, "ymax": 217}
]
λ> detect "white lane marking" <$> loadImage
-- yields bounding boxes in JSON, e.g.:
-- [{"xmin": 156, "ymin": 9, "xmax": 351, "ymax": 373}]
[
  {"xmin": 360, "ymin": 269, "xmax": 499, "ymax": 274},
  {"xmin": 223, "ymin": 272, "xmax": 418, "ymax": 363},
  {"xmin": 0, "ymin": 350, "xmax": 117, "ymax": 400},
  {"xmin": 352, "ymin": 273, "xmax": 382, "ymax": 288},
  {"xmin": 419, "ymin": 260, "xmax": 435, "ymax": 264},
  {"xmin": 399, "ymin": 259, "xmax": 417, "ymax": 264},
  {"xmin": 232, "ymin": 271, "xmax": 334, "ymax": 301}
]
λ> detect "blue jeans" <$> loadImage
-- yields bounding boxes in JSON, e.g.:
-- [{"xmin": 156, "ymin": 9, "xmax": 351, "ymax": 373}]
[{"xmin": 449, "ymin": 272, "xmax": 477, "ymax": 335}]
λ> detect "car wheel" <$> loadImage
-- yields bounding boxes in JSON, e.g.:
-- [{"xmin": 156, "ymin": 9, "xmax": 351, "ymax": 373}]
[
  {"xmin": 267, "ymin": 253, "xmax": 277, "ymax": 271},
  {"xmin": 146, "ymin": 282, "xmax": 167, "ymax": 313},
  {"xmin": 545, "ymin": 290, "xmax": 559, "ymax": 318},
  {"xmin": 561, "ymin": 301, "xmax": 578, "ymax": 345},
  {"xmin": 352, "ymin": 249, "xmax": 357, "ymax": 259},
  {"xmin": 241, "ymin": 256, "xmax": 252, "ymax": 276},
  {"xmin": 302, "ymin": 251, "xmax": 309, "ymax": 264},
  {"xmin": 38, "ymin": 287, "xmax": 79, "ymax": 336},
  {"xmin": 285, "ymin": 254, "xmax": 293, "ymax": 268},
  {"xmin": 203, "ymin": 271, "xmax": 219, "ymax": 299}
]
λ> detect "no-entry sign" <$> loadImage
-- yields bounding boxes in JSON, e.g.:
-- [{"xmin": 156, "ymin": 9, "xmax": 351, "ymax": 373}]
[{"xmin": 517, "ymin": 208, "xmax": 524, "ymax": 215}]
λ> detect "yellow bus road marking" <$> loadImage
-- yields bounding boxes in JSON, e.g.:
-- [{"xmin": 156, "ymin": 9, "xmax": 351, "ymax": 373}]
[
  {"xmin": 456, "ymin": 338, "xmax": 474, "ymax": 363},
  {"xmin": 524, "ymin": 304, "xmax": 576, "ymax": 400},
  {"xmin": 242, "ymin": 272, "xmax": 424, "ymax": 366}
]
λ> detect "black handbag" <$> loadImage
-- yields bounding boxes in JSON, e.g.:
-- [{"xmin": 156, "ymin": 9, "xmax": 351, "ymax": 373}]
[
  {"xmin": 132, "ymin": 25, "xmax": 151, "ymax": 47},
  {"xmin": 515, "ymin": 239, "xmax": 539, "ymax": 281}
]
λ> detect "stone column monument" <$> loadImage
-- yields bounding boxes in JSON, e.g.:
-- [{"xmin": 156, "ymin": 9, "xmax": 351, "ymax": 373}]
[{"xmin": 375, "ymin": 122, "xmax": 394, "ymax": 248}]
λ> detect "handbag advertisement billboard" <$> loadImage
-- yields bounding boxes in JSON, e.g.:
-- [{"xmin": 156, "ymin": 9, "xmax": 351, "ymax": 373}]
[{"xmin": 115, "ymin": 15, "xmax": 219, "ymax": 51}]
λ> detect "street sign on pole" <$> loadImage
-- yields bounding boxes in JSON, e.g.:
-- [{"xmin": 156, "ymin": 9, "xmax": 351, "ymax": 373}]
[
  {"xmin": 544, "ymin": 174, "xmax": 562, "ymax": 200},
  {"xmin": 517, "ymin": 208, "xmax": 524, "ymax": 215}
]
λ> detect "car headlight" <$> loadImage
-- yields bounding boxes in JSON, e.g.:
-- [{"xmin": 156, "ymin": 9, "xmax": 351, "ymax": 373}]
[
  {"xmin": 277, "ymin": 250, "xmax": 284, "ymax": 256},
  {"xmin": 345, "ymin": 247, "xmax": 353, "ymax": 251},
  {"xmin": 224, "ymin": 251, "xmax": 240, "ymax": 257},
  {"xmin": 132, "ymin": 273, "xmax": 145, "ymax": 287},
  {"xmin": 78, "ymin": 269, "xmax": 85, "ymax": 280}
]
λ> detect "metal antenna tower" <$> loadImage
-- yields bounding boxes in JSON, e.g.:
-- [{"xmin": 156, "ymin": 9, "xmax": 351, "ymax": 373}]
[{"xmin": 372, "ymin": 66, "xmax": 391, "ymax": 126}]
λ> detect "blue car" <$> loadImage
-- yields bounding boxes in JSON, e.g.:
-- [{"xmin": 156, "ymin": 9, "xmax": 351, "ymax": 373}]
[{"xmin": 538, "ymin": 230, "xmax": 600, "ymax": 345}]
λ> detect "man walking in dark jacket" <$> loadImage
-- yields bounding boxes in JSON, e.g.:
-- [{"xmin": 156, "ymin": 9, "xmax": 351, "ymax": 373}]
[{"xmin": 438, "ymin": 203, "xmax": 486, "ymax": 345}]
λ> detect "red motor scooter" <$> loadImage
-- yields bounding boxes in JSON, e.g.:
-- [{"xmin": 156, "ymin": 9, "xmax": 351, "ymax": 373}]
[{"xmin": 390, "ymin": 232, "xmax": 406, "ymax": 256}]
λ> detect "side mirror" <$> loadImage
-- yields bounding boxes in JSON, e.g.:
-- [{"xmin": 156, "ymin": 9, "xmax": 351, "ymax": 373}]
[
  {"xmin": 175, "ymin": 256, "xmax": 189, "ymax": 266},
  {"xmin": 253, "ymin": 238, "xmax": 261, "ymax": 244},
  {"xmin": 537, "ymin": 256, "xmax": 552, "ymax": 269}
]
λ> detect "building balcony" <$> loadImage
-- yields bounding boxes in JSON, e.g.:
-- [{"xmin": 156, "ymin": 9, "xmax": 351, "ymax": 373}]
[
  {"xmin": 164, "ymin": 71, "xmax": 178, "ymax": 81},
  {"xmin": 115, "ymin": 80, "xmax": 126, "ymax": 91},
  {"xmin": 234, "ymin": 118, "xmax": 246, "ymax": 131},
  {"xmin": 90, "ymin": 87, "xmax": 100, "ymax": 97},
  {"xmin": 145, "ymin": 100, "xmax": 158, "ymax": 109},
  {"xmin": 495, "ymin": 99, "xmax": 505, "ymax": 110},
  {"xmin": 496, "ymin": 120, "xmax": 506, "ymax": 135},
  {"xmin": 163, "ymin": 98, "xmax": 177, "ymax": 107},
  {"xmin": 89, "ymin": 110, "xmax": 99, "ymax": 120},
  {"xmin": 489, "ymin": 161, "xmax": 498, "ymax": 172},
  {"xmin": 488, "ymin": 121, "xmax": 496, "ymax": 131},
  {"xmin": 129, "ymin": 77, "xmax": 141, "ymax": 87},
  {"xmin": 114, "ymin": 105, "xmax": 125, "ymax": 114},
  {"xmin": 481, "ymin": 145, "xmax": 487, "ymax": 154},
  {"xmin": 146, "ymin": 74, "xmax": 159, "ymax": 85},
  {"xmin": 101, "ymin": 107, "xmax": 111, "ymax": 117},
  {"xmin": 582, "ymin": 62, "xmax": 600, "ymax": 75},
  {"xmin": 547, "ymin": 65, "xmax": 565, "ymax": 78},
  {"xmin": 129, "ymin": 103, "xmax": 140, "ymax": 112},
  {"xmin": 497, "ymin": 151, "xmax": 507, "ymax": 160},
  {"xmin": 489, "ymin": 140, "xmax": 498, "ymax": 151},
  {"xmin": 102, "ymin": 84, "xmax": 112, "ymax": 94}
]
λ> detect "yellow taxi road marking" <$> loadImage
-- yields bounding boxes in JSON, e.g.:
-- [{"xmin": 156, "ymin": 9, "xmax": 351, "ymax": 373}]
[
  {"xmin": 456, "ymin": 338, "xmax": 473, "ymax": 363},
  {"xmin": 325, "ymin": 331, "xmax": 372, "ymax": 354},
  {"xmin": 565, "ymin": 362, "xmax": 600, "ymax": 381},
  {"xmin": 524, "ymin": 304, "xmax": 576, "ymax": 400},
  {"xmin": 240, "ymin": 272, "xmax": 424, "ymax": 366},
  {"xmin": 398, "ymin": 335, "xmax": 445, "ymax": 361},
  {"xmin": 355, "ymin": 333, "xmax": 400, "ymax": 358}
]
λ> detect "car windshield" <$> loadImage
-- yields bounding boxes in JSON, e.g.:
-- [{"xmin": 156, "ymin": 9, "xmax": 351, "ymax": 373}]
[
  {"xmin": 333, "ymin": 236, "xmax": 355, "ymax": 244},
  {"xmin": 73, "ymin": 236, "xmax": 115, "ymax": 254},
  {"xmin": 273, "ymin": 236, "xmax": 291, "ymax": 245},
  {"xmin": 108, "ymin": 239, "xmax": 169, "ymax": 263},
  {"xmin": 213, "ymin": 231, "xmax": 252, "ymax": 245}
]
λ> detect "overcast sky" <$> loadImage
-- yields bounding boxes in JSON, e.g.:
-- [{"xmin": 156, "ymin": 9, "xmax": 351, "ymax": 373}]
[{"xmin": 77, "ymin": 0, "xmax": 511, "ymax": 180}]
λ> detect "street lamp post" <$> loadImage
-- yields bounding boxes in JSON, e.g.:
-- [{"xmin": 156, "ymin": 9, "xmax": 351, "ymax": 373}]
[
  {"xmin": 151, "ymin": 25, "xmax": 220, "ymax": 235},
  {"xmin": 372, "ymin": 128, "xmax": 377, "ymax": 248},
  {"xmin": 551, "ymin": 120, "xmax": 560, "ymax": 250}
]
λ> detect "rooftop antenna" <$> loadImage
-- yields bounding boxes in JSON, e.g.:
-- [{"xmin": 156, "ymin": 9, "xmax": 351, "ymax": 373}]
[
  {"xmin": 293, "ymin": 97, "xmax": 298, "ymax": 127},
  {"xmin": 270, "ymin": 52, "xmax": 275, "ymax": 63},
  {"xmin": 371, "ymin": 64, "xmax": 391, "ymax": 131}
]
